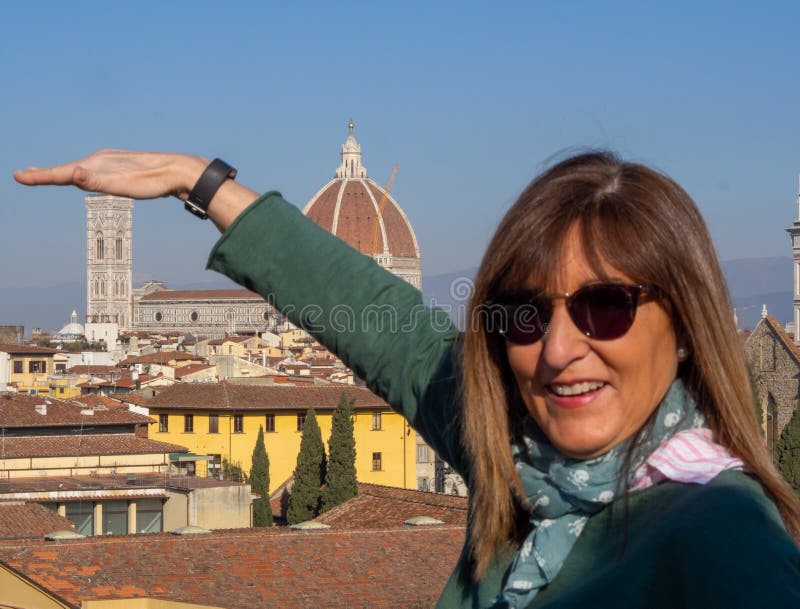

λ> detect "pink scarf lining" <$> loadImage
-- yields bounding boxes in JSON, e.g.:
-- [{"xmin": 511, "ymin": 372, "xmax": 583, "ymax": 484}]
[{"xmin": 631, "ymin": 428, "xmax": 744, "ymax": 491}]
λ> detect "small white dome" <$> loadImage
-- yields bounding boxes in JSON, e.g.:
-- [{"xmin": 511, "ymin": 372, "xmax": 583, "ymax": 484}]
[{"xmin": 56, "ymin": 309, "xmax": 85, "ymax": 338}]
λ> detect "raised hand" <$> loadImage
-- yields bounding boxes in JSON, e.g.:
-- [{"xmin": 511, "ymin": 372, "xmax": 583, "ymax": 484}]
[
  {"xmin": 14, "ymin": 149, "xmax": 260, "ymax": 232},
  {"xmin": 14, "ymin": 149, "xmax": 208, "ymax": 201}
]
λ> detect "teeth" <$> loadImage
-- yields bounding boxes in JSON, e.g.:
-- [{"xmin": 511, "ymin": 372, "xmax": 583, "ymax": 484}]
[{"xmin": 551, "ymin": 381, "xmax": 605, "ymax": 396}]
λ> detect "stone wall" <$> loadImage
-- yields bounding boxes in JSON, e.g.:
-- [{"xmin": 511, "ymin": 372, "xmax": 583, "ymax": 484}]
[{"xmin": 743, "ymin": 318, "xmax": 799, "ymax": 449}]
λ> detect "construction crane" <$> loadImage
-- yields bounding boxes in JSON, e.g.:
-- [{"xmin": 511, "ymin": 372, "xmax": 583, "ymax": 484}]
[{"xmin": 370, "ymin": 163, "xmax": 399, "ymax": 257}]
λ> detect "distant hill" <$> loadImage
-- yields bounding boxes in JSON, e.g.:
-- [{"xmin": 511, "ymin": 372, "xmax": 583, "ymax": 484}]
[
  {"xmin": 1, "ymin": 257, "xmax": 794, "ymax": 337},
  {"xmin": 421, "ymin": 257, "xmax": 794, "ymax": 333}
]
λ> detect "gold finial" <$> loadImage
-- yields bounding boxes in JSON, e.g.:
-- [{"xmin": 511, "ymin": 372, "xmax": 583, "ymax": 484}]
[{"xmin": 348, "ymin": 119, "xmax": 354, "ymax": 134}]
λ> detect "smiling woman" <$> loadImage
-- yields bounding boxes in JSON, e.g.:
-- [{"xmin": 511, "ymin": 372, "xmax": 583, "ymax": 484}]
[{"xmin": 13, "ymin": 148, "xmax": 800, "ymax": 608}]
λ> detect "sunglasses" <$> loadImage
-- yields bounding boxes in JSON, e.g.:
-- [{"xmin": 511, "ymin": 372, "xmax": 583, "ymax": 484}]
[{"xmin": 488, "ymin": 283, "xmax": 660, "ymax": 345}]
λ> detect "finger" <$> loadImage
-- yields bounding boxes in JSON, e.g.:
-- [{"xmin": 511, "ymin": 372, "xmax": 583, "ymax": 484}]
[
  {"xmin": 73, "ymin": 166, "xmax": 103, "ymax": 193},
  {"xmin": 14, "ymin": 162, "xmax": 82, "ymax": 186}
]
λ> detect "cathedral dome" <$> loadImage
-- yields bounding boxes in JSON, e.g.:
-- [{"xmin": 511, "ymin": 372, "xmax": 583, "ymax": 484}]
[
  {"xmin": 55, "ymin": 310, "xmax": 85, "ymax": 340},
  {"xmin": 303, "ymin": 122, "xmax": 421, "ymax": 288}
]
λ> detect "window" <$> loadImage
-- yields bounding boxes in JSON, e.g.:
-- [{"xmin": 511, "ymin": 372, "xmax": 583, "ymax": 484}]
[
  {"xmin": 265, "ymin": 413, "xmax": 275, "ymax": 433},
  {"xmin": 66, "ymin": 502, "xmax": 93, "ymax": 536},
  {"xmin": 102, "ymin": 500, "xmax": 128, "ymax": 535},
  {"xmin": 135, "ymin": 498, "xmax": 162, "ymax": 533},
  {"xmin": 417, "ymin": 445, "xmax": 429, "ymax": 463},
  {"xmin": 371, "ymin": 411, "xmax": 382, "ymax": 431},
  {"xmin": 158, "ymin": 414, "xmax": 168, "ymax": 433},
  {"xmin": 189, "ymin": 311, "xmax": 199, "ymax": 322},
  {"xmin": 96, "ymin": 232, "xmax": 104, "ymax": 260},
  {"xmin": 233, "ymin": 414, "xmax": 243, "ymax": 433},
  {"xmin": 184, "ymin": 414, "xmax": 194, "ymax": 433},
  {"xmin": 208, "ymin": 454, "xmax": 221, "ymax": 479},
  {"xmin": 12, "ymin": 360, "xmax": 22, "ymax": 374},
  {"xmin": 28, "ymin": 360, "xmax": 46, "ymax": 373},
  {"xmin": 115, "ymin": 233, "xmax": 123, "ymax": 260},
  {"xmin": 55, "ymin": 363, "xmax": 66, "ymax": 373},
  {"xmin": 296, "ymin": 413, "xmax": 306, "ymax": 432},
  {"xmin": 372, "ymin": 452, "xmax": 382, "ymax": 471},
  {"xmin": 209, "ymin": 414, "xmax": 219, "ymax": 434},
  {"xmin": 154, "ymin": 311, "xmax": 163, "ymax": 322},
  {"xmin": 418, "ymin": 477, "xmax": 430, "ymax": 492}
]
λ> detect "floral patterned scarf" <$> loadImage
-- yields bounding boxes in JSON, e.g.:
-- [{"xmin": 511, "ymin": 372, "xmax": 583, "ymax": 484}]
[{"xmin": 495, "ymin": 379, "xmax": 727, "ymax": 608}]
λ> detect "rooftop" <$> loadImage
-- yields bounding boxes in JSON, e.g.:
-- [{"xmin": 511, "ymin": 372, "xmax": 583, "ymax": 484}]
[
  {"xmin": 0, "ymin": 525, "xmax": 463, "ymax": 608},
  {"xmin": 145, "ymin": 383, "xmax": 388, "ymax": 411},
  {"xmin": 0, "ymin": 435, "xmax": 187, "ymax": 459},
  {"xmin": 0, "ymin": 503, "xmax": 75, "ymax": 540},
  {"xmin": 314, "ymin": 483, "xmax": 468, "ymax": 529},
  {"xmin": 0, "ymin": 472, "xmax": 238, "ymax": 497},
  {"xmin": 139, "ymin": 289, "xmax": 265, "ymax": 302},
  {"xmin": 0, "ymin": 393, "xmax": 153, "ymax": 428},
  {"xmin": 0, "ymin": 343, "xmax": 57, "ymax": 355}
]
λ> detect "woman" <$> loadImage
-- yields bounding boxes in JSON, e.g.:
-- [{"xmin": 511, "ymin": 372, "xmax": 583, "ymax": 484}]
[{"xmin": 15, "ymin": 150, "xmax": 800, "ymax": 608}]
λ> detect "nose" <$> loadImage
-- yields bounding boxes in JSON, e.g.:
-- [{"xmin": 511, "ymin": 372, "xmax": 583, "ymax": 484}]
[{"xmin": 539, "ymin": 302, "xmax": 591, "ymax": 371}]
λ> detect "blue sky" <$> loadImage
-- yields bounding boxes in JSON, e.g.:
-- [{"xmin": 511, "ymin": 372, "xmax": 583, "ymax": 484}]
[{"xmin": 2, "ymin": 1, "xmax": 799, "ymax": 300}]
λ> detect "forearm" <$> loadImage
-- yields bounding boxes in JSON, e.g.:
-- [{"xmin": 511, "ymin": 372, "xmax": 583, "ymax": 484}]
[{"xmin": 14, "ymin": 150, "xmax": 259, "ymax": 233}]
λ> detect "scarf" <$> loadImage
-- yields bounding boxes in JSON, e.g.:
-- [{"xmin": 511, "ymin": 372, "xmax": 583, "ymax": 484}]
[{"xmin": 494, "ymin": 379, "xmax": 741, "ymax": 608}]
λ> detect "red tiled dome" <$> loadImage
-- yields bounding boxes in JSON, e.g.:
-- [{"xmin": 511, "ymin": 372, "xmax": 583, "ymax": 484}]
[{"xmin": 304, "ymin": 178, "xmax": 419, "ymax": 258}]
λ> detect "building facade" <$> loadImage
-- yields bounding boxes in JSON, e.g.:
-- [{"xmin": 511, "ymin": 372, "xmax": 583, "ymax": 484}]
[
  {"xmin": 146, "ymin": 383, "xmax": 417, "ymax": 491},
  {"xmin": 132, "ymin": 288, "xmax": 281, "ymax": 337},
  {"xmin": 86, "ymin": 195, "xmax": 133, "ymax": 330}
]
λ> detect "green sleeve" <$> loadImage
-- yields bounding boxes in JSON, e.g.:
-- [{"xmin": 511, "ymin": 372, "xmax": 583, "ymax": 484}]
[{"xmin": 207, "ymin": 193, "xmax": 469, "ymax": 476}]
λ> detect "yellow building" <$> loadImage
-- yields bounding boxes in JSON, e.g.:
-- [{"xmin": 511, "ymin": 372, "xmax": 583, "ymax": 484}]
[
  {"xmin": 0, "ymin": 343, "xmax": 57, "ymax": 395},
  {"xmin": 146, "ymin": 383, "xmax": 416, "ymax": 491},
  {"xmin": 48, "ymin": 373, "xmax": 85, "ymax": 399}
]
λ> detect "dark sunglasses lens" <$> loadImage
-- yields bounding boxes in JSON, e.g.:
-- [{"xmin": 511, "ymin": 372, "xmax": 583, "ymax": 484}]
[
  {"xmin": 500, "ymin": 300, "xmax": 549, "ymax": 345},
  {"xmin": 569, "ymin": 285, "xmax": 638, "ymax": 339}
]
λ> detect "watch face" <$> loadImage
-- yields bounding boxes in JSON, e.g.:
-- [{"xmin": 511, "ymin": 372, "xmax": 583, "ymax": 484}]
[{"xmin": 184, "ymin": 200, "xmax": 208, "ymax": 220}]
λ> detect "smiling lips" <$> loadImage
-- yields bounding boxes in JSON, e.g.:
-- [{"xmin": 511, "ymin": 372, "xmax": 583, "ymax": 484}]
[{"xmin": 547, "ymin": 381, "xmax": 607, "ymax": 409}]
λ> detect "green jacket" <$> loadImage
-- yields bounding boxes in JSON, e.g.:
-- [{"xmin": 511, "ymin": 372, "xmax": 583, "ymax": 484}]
[{"xmin": 208, "ymin": 193, "xmax": 800, "ymax": 609}]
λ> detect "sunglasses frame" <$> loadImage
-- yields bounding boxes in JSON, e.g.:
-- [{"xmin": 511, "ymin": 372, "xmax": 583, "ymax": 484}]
[{"xmin": 488, "ymin": 282, "xmax": 661, "ymax": 345}]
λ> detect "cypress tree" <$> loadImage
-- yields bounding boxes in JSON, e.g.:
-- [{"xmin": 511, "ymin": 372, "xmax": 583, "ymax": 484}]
[
  {"xmin": 250, "ymin": 426, "xmax": 273, "ymax": 527},
  {"xmin": 322, "ymin": 392, "xmax": 358, "ymax": 512},
  {"xmin": 287, "ymin": 408, "xmax": 327, "ymax": 524},
  {"xmin": 776, "ymin": 404, "xmax": 800, "ymax": 496}
]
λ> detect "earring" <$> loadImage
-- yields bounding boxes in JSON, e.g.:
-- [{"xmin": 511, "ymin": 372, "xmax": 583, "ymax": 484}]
[{"xmin": 677, "ymin": 346, "xmax": 688, "ymax": 361}]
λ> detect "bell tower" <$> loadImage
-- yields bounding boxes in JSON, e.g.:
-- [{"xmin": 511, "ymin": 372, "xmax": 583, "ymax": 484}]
[
  {"xmin": 86, "ymin": 194, "xmax": 133, "ymax": 330},
  {"xmin": 787, "ymin": 177, "xmax": 800, "ymax": 343}
]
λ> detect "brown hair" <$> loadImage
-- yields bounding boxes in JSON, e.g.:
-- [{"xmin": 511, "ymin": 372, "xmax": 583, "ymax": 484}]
[{"xmin": 462, "ymin": 151, "xmax": 800, "ymax": 579}]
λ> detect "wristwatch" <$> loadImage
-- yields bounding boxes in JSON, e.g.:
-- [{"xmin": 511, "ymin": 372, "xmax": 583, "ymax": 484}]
[{"xmin": 184, "ymin": 158, "xmax": 238, "ymax": 219}]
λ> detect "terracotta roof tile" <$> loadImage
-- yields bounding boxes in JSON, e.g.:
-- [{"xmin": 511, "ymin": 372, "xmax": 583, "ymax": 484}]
[
  {"xmin": 762, "ymin": 316, "xmax": 800, "ymax": 365},
  {"xmin": 174, "ymin": 364, "xmax": 216, "ymax": 379},
  {"xmin": 120, "ymin": 351, "xmax": 201, "ymax": 365},
  {"xmin": 139, "ymin": 289, "xmax": 265, "ymax": 302},
  {"xmin": 0, "ymin": 435, "xmax": 187, "ymax": 459},
  {"xmin": 0, "ymin": 526, "xmax": 463, "ymax": 608},
  {"xmin": 314, "ymin": 483, "xmax": 467, "ymax": 529},
  {"xmin": 0, "ymin": 344, "xmax": 57, "ymax": 354},
  {"xmin": 0, "ymin": 394, "xmax": 152, "ymax": 428},
  {"xmin": 0, "ymin": 503, "xmax": 74, "ymax": 539},
  {"xmin": 145, "ymin": 383, "xmax": 387, "ymax": 411}
]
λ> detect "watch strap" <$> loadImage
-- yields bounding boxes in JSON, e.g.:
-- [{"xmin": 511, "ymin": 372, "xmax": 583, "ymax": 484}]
[{"xmin": 185, "ymin": 158, "xmax": 238, "ymax": 219}]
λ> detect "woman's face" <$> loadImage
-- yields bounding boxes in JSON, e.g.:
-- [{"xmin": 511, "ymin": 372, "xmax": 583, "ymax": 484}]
[{"xmin": 505, "ymin": 230, "xmax": 680, "ymax": 459}]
